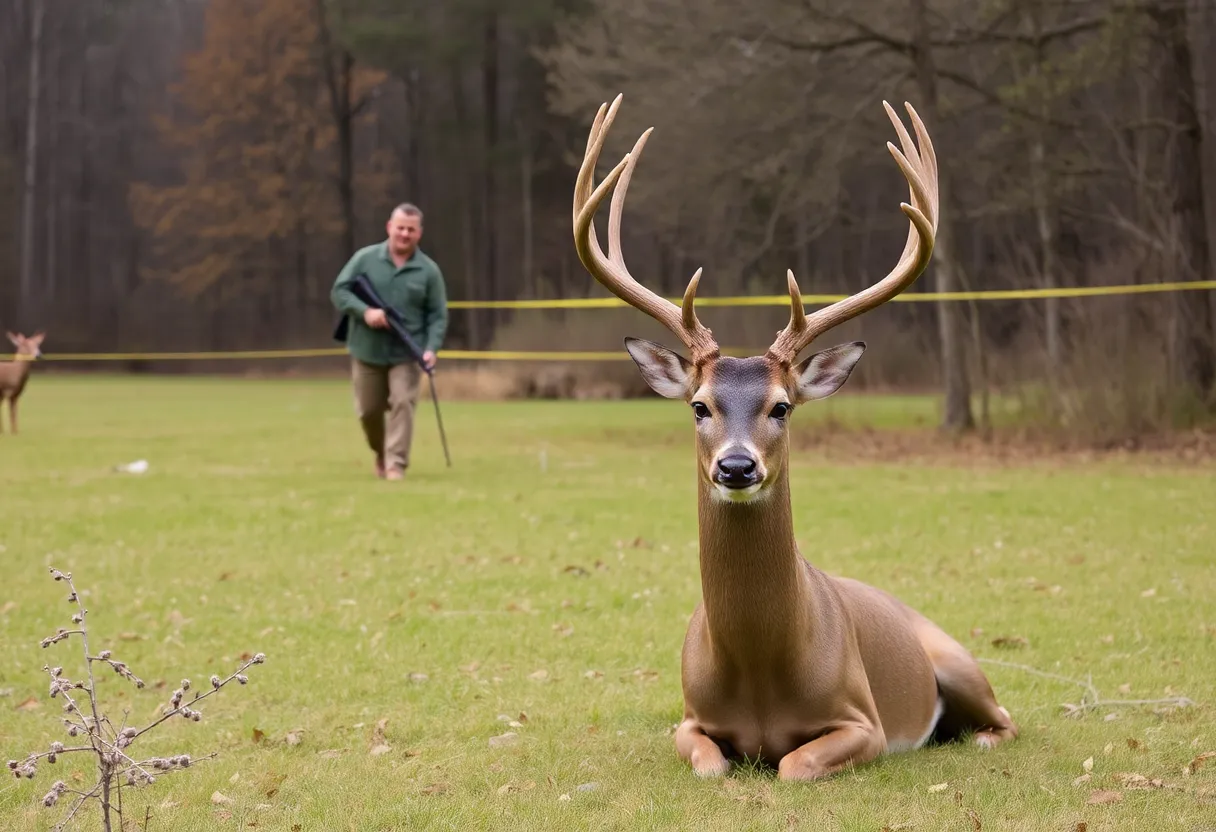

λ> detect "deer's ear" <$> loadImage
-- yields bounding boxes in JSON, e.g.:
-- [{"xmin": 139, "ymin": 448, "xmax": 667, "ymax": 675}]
[
  {"xmin": 794, "ymin": 341, "xmax": 866, "ymax": 402},
  {"xmin": 624, "ymin": 337, "xmax": 693, "ymax": 399},
  {"xmin": 5, "ymin": 332, "xmax": 18, "ymax": 346},
  {"xmin": 31, "ymin": 331, "xmax": 45, "ymax": 344}
]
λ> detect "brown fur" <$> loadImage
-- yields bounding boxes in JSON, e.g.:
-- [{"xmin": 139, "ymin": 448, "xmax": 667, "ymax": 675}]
[
  {"xmin": 1, "ymin": 331, "xmax": 45, "ymax": 434},
  {"xmin": 664, "ymin": 352, "xmax": 1018, "ymax": 780},
  {"xmin": 571, "ymin": 95, "xmax": 1016, "ymax": 781}
]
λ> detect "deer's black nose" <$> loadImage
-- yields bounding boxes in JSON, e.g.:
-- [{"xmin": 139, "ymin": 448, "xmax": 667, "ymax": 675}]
[{"xmin": 716, "ymin": 454, "xmax": 758, "ymax": 488}]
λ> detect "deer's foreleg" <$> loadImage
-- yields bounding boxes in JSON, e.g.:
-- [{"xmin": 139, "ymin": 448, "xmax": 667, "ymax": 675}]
[
  {"xmin": 675, "ymin": 719, "xmax": 731, "ymax": 777},
  {"xmin": 776, "ymin": 722, "xmax": 885, "ymax": 782}
]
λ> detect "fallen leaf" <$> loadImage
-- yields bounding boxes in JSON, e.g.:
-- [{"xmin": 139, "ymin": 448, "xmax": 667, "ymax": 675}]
[
  {"xmin": 528, "ymin": 669, "xmax": 549, "ymax": 681},
  {"xmin": 970, "ymin": 627, "xmax": 984, "ymax": 639},
  {"xmin": 584, "ymin": 670, "xmax": 604, "ymax": 680},
  {"xmin": 408, "ymin": 673, "xmax": 429, "ymax": 683},
  {"xmin": 0, "ymin": 601, "xmax": 15, "ymax": 615},
  {"xmin": 1126, "ymin": 738, "xmax": 1142, "ymax": 751},
  {"xmin": 317, "ymin": 749, "xmax": 344, "ymax": 759},
  {"xmin": 251, "ymin": 728, "xmax": 266, "ymax": 744},
  {"xmin": 1099, "ymin": 634, "xmax": 1114, "ymax": 645},
  {"xmin": 967, "ymin": 808, "xmax": 982, "ymax": 830},
  {"xmin": 1086, "ymin": 790, "xmax": 1123, "ymax": 804},
  {"xmin": 1117, "ymin": 683, "xmax": 1132, "ymax": 694},
  {"xmin": 518, "ymin": 711, "xmax": 528, "ymax": 724},
  {"xmin": 211, "ymin": 791, "xmax": 234, "ymax": 805},
  {"xmin": 928, "ymin": 782, "xmax": 949, "ymax": 793},
  {"xmin": 284, "ymin": 730, "xmax": 303, "ymax": 747},
  {"xmin": 1184, "ymin": 751, "xmax": 1216, "ymax": 775},
  {"xmin": 15, "ymin": 696, "xmax": 40, "ymax": 711},
  {"xmin": 990, "ymin": 635, "xmax": 1029, "ymax": 649},
  {"xmin": 1103, "ymin": 743, "xmax": 1114, "ymax": 755},
  {"xmin": 1082, "ymin": 757, "xmax": 1094, "ymax": 773},
  {"xmin": 421, "ymin": 783, "xmax": 449, "ymax": 796},
  {"xmin": 1113, "ymin": 772, "xmax": 1172, "ymax": 790},
  {"xmin": 1075, "ymin": 824, "xmax": 1088, "ymax": 832},
  {"xmin": 562, "ymin": 565, "xmax": 589, "ymax": 577},
  {"xmin": 230, "ymin": 772, "xmax": 241, "ymax": 784},
  {"xmin": 216, "ymin": 810, "xmax": 232, "ymax": 822},
  {"xmin": 558, "ymin": 793, "xmax": 571, "ymax": 802},
  {"xmin": 1073, "ymin": 774, "xmax": 1092, "ymax": 786},
  {"xmin": 1140, "ymin": 588, "xmax": 1156, "ymax": 598}
]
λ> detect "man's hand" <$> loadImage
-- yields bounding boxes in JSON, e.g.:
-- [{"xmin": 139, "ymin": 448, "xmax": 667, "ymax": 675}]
[
  {"xmin": 422, "ymin": 350, "xmax": 437, "ymax": 370},
  {"xmin": 363, "ymin": 308, "xmax": 388, "ymax": 329}
]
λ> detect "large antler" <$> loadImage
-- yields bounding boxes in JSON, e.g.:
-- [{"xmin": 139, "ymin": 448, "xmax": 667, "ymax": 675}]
[
  {"xmin": 573, "ymin": 95, "xmax": 720, "ymax": 364},
  {"xmin": 767, "ymin": 101, "xmax": 940, "ymax": 365}
]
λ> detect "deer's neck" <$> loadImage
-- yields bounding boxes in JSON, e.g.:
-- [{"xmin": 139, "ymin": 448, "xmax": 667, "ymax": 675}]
[
  {"xmin": 696, "ymin": 469, "xmax": 811, "ymax": 659},
  {"xmin": 1, "ymin": 358, "xmax": 32, "ymax": 391}
]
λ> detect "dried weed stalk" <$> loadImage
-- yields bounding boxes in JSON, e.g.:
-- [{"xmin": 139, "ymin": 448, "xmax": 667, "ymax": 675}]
[{"xmin": 7, "ymin": 567, "xmax": 265, "ymax": 831}]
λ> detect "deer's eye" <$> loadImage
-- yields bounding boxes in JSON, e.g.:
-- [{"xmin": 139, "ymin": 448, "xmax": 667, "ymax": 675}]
[
  {"xmin": 769, "ymin": 402, "xmax": 792, "ymax": 420},
  {"xmin": 692, "ymin": 402, "xmax": 711, "ymax": 420}
]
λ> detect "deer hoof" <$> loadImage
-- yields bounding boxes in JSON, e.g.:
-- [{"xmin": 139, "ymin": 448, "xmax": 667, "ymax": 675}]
[{"xmin": 690, "ymin": 753, "xmax": 731, "ymax": 778}]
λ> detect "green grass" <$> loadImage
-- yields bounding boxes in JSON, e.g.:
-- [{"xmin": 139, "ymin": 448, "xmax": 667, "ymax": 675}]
[{"xmin": 1, "ymin": 375, "xmax": 1213, "ymax": 832}]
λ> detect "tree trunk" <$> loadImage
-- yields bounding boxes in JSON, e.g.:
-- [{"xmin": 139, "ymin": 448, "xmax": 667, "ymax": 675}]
[
  {"xmin": 451, "ymin": 64, "xmax": 481, "ymax": 348},
  {"xmin": 1153, "ymin": 0, "xmax": 1214, "ymax": 401},
  {"xmin": 337, "ymin": 51, "xmax": 356, "ymax": 255},
  {"xmin": 1026, "ymin": 0, "xmax": 1061, "ymax": 377},
  {"xmin": 316, "ymin": 0, "xmax": 357, "ymax": 257},
  {"xmin": 20, "ymin": 0, "xmax": 45, "ymax": 321},
  {"xmin": 519, "ymin": 117, "xmax": 535, "ymax": 298},
  {"xmin": 482, "ymin": 11, "xmax": 500, "ymax": 330},
  {"xmin": 911, "ymin": 0, "xmax": 973, "ymax": 430}
]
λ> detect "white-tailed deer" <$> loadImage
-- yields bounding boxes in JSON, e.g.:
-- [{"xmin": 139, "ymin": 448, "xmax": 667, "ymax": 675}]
[
  {"xmin": 573, "ymin": 96, "xmax": 1016, "ymax": 781},
  {"xmin": 1, "ymin": 331, "xmax": 45, "ymax": 435}
]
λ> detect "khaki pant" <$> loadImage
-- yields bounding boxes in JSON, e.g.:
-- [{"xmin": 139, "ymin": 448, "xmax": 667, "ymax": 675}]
[{"xmin": 351, "ymin": 358, "xmax": 422, "ymax": 473}]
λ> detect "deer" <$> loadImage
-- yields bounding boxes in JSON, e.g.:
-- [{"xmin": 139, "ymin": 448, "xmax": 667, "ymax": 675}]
[
  {"xmin": 572, "ymin": 95, "xmax": 1017, "ymax": 782},
  {"xmin": 1, "ymin": 331, "xmax": 46, "ymax": 435}
]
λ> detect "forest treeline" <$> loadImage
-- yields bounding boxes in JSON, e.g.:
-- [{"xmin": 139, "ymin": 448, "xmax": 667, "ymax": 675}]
[{"xmin": 1, "ymin": 0, "xmax": 1214, "ymax": 435}]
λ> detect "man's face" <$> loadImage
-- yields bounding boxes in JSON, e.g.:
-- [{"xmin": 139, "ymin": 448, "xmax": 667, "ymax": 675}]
[{"xmin": 387, "ymin": 211, "xmax": 422, "ymax": 257}]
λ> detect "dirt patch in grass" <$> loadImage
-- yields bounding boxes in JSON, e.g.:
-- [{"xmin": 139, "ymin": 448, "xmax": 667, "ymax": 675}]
[{"xmin": 790, "ymin": 421, "xmax": 1216, "ymax": 467}]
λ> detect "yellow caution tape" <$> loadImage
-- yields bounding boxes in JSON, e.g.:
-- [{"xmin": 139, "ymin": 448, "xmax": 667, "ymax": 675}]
[
  {"xmin": 4, "ymin": 280, "xmax": 1211, "ymax": 363},
  {"xmin": 448, "ymin": 279, "xmax": 1216, "ymax": 309}
]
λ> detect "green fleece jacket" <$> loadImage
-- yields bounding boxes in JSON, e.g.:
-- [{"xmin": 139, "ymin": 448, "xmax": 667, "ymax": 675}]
[{"xmin": 330, "ymin": 242, "xmax": 449, "ymax": 366}]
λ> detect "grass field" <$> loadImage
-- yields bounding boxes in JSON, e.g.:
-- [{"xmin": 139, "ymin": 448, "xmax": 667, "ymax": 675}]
[{"xmin": 1, "ymin": 375, "xmax": 1214, "ymax": 831}]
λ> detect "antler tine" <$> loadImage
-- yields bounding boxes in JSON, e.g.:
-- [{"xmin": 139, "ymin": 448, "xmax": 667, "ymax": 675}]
[
  {"xmin": 573, "ymin": 95, "xmax": 718, "ymax": 363},
  {"xmin": 768, "ymin": 101, "xmax": 939, "ymax": 364}
]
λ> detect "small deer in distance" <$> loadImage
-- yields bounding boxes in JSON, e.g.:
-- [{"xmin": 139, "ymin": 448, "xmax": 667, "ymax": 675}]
[
  {"xmin": 572, "ymin": 95, "xmax": 1017, "ymax": 781},
  {"xmin": 1, "ymin": 331, "xmax": 46, "ymax": 435}
]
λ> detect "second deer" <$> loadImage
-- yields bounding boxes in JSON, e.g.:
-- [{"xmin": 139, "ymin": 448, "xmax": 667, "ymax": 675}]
[
  {"xmin": 1, "ymin": 331, "xmax": 46, "ymax": 435},
  {"xmin": 572, "ymin": 96, "xmax": 1016, "ymax": 781}
]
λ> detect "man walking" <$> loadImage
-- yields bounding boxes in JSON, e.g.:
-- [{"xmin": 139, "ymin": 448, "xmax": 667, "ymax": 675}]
[{"xmin": 331, "ymin": 203, "xmax": 448, "ymax": 480}]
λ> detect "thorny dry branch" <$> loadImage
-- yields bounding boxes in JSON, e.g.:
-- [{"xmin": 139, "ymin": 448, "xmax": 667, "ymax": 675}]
[{"xmin": 6, "ymin": 567, "xmax": 265, "ymax": 832}]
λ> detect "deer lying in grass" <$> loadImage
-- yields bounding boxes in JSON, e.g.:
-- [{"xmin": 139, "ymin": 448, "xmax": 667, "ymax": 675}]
[
  {"xmin": 1, "ymin": 331, "xmax": 45, "ymax": 435},
  {"xmin": 572, "ymin": 96, "xmax": 1016, "ymax": 781}
]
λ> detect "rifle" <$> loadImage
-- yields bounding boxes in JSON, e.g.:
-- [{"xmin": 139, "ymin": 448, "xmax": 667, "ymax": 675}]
[{"xmin": 333, "ymin": 273, "xmax": 452, "ymax": 467}]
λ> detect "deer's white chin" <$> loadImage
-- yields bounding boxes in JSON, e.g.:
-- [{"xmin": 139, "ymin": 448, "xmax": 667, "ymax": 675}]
[{"xmin": 710, "ymin": 482, "xmax": 767, "ymax": 504}]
